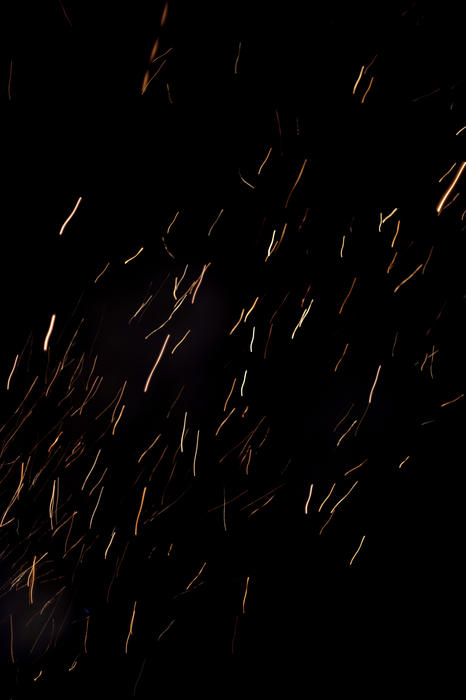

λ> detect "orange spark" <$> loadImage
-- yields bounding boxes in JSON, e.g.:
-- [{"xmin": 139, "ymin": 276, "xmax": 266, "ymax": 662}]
[
  {"xmin": 144, "ymin": 334, "xmax": 171, "ymax": 392},
  {"xmin": 285, "ymin": 158, "xmax": 308, "ymax": 208},
  {"xmin": 59, "ymin": 196, "xmax": 82, "ymax": 235},
  {"xmin": 43, "ymin": 314, "xmax": 56, "ymax": 351},
  {"xmin": 436, "ymin": 161, "xmax": 466, "ymax": 214},
  {"xmin": 338, "ymin": 277, "xmax": 357, "ymax": 314},
  {"xmin": 134, "ymin": 487, "xmax": 147, "ymax": 536}
]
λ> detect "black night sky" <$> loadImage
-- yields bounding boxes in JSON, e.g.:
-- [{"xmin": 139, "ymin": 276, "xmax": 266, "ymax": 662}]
[{"xmin": 0, "ymin": 1, "xmax": 464, "ymax": 696}]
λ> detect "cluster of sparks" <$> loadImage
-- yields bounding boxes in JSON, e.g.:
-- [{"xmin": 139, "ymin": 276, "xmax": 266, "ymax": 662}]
[{"xmin": 1, "ymin": 2, "xmax": 465, "ymax": 693}]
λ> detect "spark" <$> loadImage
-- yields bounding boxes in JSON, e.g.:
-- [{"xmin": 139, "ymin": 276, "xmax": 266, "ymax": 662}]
[
  {"xmin": 291, "ymin": 299, "xmax": 314, "ymax": 339},
  {"xmin": 28, "ymin": 555, "xmax": 36, "ymax": 604},
  {"xmin": 334, "ymin": 343, "xmax": 349, "ymax": 372},
  {"xmin": 58, "ymin": 196, "xmax": 82, "ymax": 235},
  {"xmin": 157, "ymin": 619, "xmax": 175, "ymax": 642},
  {"xmin": 134, "ymin": 487, "xmax": 147, "ymax": 536},
  {"xmin": 238, "ymin": 170, "xmax": 255, "ymax": 189},
  {"xmin": 185, "ymin": 562, "xmax": 207, "ymax": 591},
  {"xmin": 207, "ymin": 208, "xmax": 224, "ymax": 237},
  {"xmin": 285, "ymin": 158, "xmax": 308, "ymax": 208},
  {"xmin": 124, "ymin": 247, "xmax": 144, "ymax": 264},
  {"xmin": 304, "ymin": 483, "xmax": 314, "ymax": 514},
  {"xmin": 456, "ymin": 126, "xmax": 466, "ymax": 136},
  {"xmin": 379, "ymin": 208, "xmax": 398, "ymax": 231},
  {"xmin": 82, "ymin": 449, "xmax": 102, "ymax": 490},
  {"xmin": 171, "ymin": 329, "xmax": 191, "ymax": 354},
  {"xmin": 49, "ymin": 479, "xmax": 57, "ymax": 530},
  {"xmin": 318, "ymin": 483, "xmax": 336, "ymax": 512},
  {"xmin": 333, "ymin": 403, "xmax": 355, "ymax": 433},
  {"xmin": 234, "ymin": 40, "xmax": 242, "ymax": 74},
  {"xmin": 344, "ymin": 458, "xmax": 368, "ymax": 477},
  {"xmin": 336, "ymin": 419, "xmax": 358, "ymax": 447},
  {"xmin": 265, "ymin": 229, "xmax": 277, "ymax": 261},
  {"xmin": 83, "ymin": 615, "xmax": 90, "ymax": 653},
  {"xmin": 89, "ymin": 486, "xmax": 104, "ymax": 529},
  {"xmin": 368, "ymin": 364, "xmax": 382, "ymax": 404},
  {"xmin": 438, "ymin": 162, "xmax": 457, "ymax": 183},
  {"xmin": 6, "ymin": 354, "xmax": 19, "ymax": 390},
  {"xmin": 361, "ymin": 76, "xmax": 374, "ymax": 103},
  {"xmin": 173, "ymin": 264, "xmax": 189, "ymax": 299},
  {"xmin": 338, "ymin": 277, "xmax": 357, "ymax": 314},
  {"xmin": 319, "ymin": 512, "xmax": 335, "ymax": 535},
  {"xmin": 386, "ymin": 251, "xmax": 398, "ymax": 274},
  {"xmin": 193, "ymin": 430, "xmax": 200, "ymax": 477},
  {"xmin": 125, "ymin": 601, "xmax": 137, "ymax": 654},
  {"xmin": 330, "ymin": 480, "xmax": 359, "ymax": 513},
  {"xmin": 43, "ymin": 314, "xmax": 57, "ymax": 351},
  {"xmin": 33, "ymin": 670, "xmax": 43, "ymax": 681},
  {"xmin": 160, "ymin": 1, "xmax": 169, "ymax": 26},
  {"xmin": 340, "ymin": 234, "xmax": 346, "ymax": 257},
  {"xmin": 104, "ymin": 529, "xmax": 116, "ymax": 559},
  {"xmin": 144, "ymin": 334, "xmax": 171, "ymax": 392},
  {"xmin": 248, "ymin": 495, "xmax": 275, "ymax": 517},
  {"xmin": 249, "ymin": 326, "xmax": 256, "ymax": 352},
  {"xmin": 167, "ymin": 210, "xmax": 180, "ymax": 234},
  {"xmin": 242, "ymin": 576, "xmax": 250, "ymax": 614},
  {"xmin": 352, "ymin": 65, "xmax": 365, "ymax": 94},
  {"xmin": 224, "ymin": 378, "xmax": 237, "ymax": 412},
  {"xmin": 111, "ymin": 404, "xmax": 125, "ymax": 435},
  {"xmin": 215, "ymin": 407, "xmax": 236, "ymax": 436},
  {"xmin": 441, "ymin": 393, "xmax": 464, "ymax": 408},
  {"xmin": 244, "ymin": 296, "xmax": 259, "ymax": 322},
  {"xmin": 436, "ymin": 161, "xmax": 466, "ymax": 214},
  {"xmin": 264, "ymin": 323, "xmax": 273, "ymax": 359},
  {"xmin": 180, "ymin": 412, "xmax": 188, "ymax": 452},
  {"xmin": 398, "ymin": 456, "xmax": 410, "ymax": 469},
  {"xmin": 191, "ymin": 262, "xmax": 211, "ymax": 303},
  {"xmin": 229, "ymin": 308, "xmax": 245, "ymax": 334},
  {"xmin": 141, "ymin": 58, "xmax": 167, "ymax": 95},
  {"xmin": 349, "ymin": 535, "xmax": 366, "ymax": 566},
  {"xmin": 391, "ymin": 220, "xmax": 400, "ymax": 248},
  {"xmin": 240, "ymin": 369, "xmax": 248, "ymax": 397},
  {"xmin": 257, "ymin": 146, "xmax": 272, "ymax": 175},
  {"xmin": 393, "ymin": 264, "xmax": 422, "ymax": 293},
  {"xmin": 391, "ymin": 331, "xmax": 399, "ymax": 356}
]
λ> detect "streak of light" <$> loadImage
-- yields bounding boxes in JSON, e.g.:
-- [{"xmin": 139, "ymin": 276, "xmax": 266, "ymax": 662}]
[
  {"xmin": 291, "ymin": 299, "xmax": 314, "ymax": 339},
  {"xmin": 6, "ymin": 354, "xmax": 19, "ymax": 390},
  {"xmin": 94, "ymin": 262, "xmax": 110, "ymax": 283},
  {"xmin": 249, "ymin": 326, "xmax": 256, "ymax": 352},
  {"xmin": 185, "ymin": 562, "xmax": 207, "ymax": 591},
  {"xmin": 43, "ymin": 314, "xmax": 57, "ymax": 351},
  {"xmin": 391, "ymin": 330, "xmax": 399, "ymax": 356},
  {"xmin": 193, "ymin": 430, "xmax": 200, "ymax": 476},
  {"xmin": 439, "ymin": 162, "xmax": 457, "ymax": 183},
  {"xmin": 111, "ymin": 404, "xmax": 125, "ymax": 435},
  {"xmin": 270, "ymin": 291, "xmax": 290, "ymax": 323},
  {"xmin": 34, "ymin": 670, "xmax": 43, "ymax": 681},
  {"xmin": 239, "ymin": 170, "xmax": 255, "ymax": 189},
  {"xmin": 9, "ymin": 614, "xmax": 14, "ymax": 662},
  {"xmin": 361, "ymin": 76, "xmax": 374, "ymax": 103},
  {"xmin": 349, "ymin": 535, "xmax": 366, "ymax": 566},
  {"xmin": 209, "ymin": 489, "xmax": 249, "ymax": 512},
  {"xmin": 82, "ymin": 451, "xmax": 102, "ymax": 491},
  {"xmin": 333, "ymin": 403, "xmax": 355, "ymax": 433},
  {"xmin": 441, "ymin": 393, "xmax": 464, "ymax": 408},
  {"xmin": 224, "ymin": 378, "xmax": 237, "ymax": 412},
  {"xmin": 130, "ymin": 295, "xmax": 153, "ymax": 323},
  {"xmin": 207, "ymin": 208, "xmax": 224, "ymax": 236},
  {"xmin": 456, "ymin": 126, "xmax": 466, "ymax": 136},
  {"xmin": 89, "ymin": 486, "xmax": 104, "ymax": 529},
  {"xmin": 240, "ymin": 369, "xmax": 248, "ymax": 397},
  {"xmin": 28, "ymin": 555, "xmax": 36, "ymax": 604},
  {"xmin": 83, "ymin": 616, "xmax": 89, "ymax": 654},
  {"xmin": 319, "ymin": 512, "xmax": 334, "ymax": 535},
  {"xmin": 275, "ymin": 108, "xmax": 283, "ymax": 155},
  {"xmin": 257, "ymin": 146, "xmax": 272, "ymax": 175},
  {"xmin": 379, "ymin": 208, "xmax": 398, "ymax": 231},
  {"xmin": 340, "ymin": 234, "xmax": 346, "ymax": 257},
  {"xmin": 304, "ymin": 483, "xmax": 314, "ymax": 514},
  {"xmin": 330, "ymin": 481, "xmax": 358, "ymax": 513},
  {"xmin": 265, "ymin": 229, "xmax": 277, "ymax": 261},
  {"xmin": 88, "ymin": 468, "xmax": 108, "ymax": 497},
  {"xmin": 242, "ymin": 576, "xmax": 250, "ymax": 614},
  {"xmin": 229, "ymin": 308, "xmax": 245, "ymax": 334},
  {"xmin": 318, "ymin": 483, "xmax": 336, "ymax": 512},
  {"xmin": 244, "ymin": 296, "xmax": 259, "ymax": 322},
  {"xmin": 125, "ymin": 602, "xmax": 137, "ymax": 654},
  {"xmin": 166, "ymin": 385, "xmax": 184, "ymax": 418},
  {"xmin": 191, "ymin": 263, "xmax": 211, "ymax": 303},
  {"xmin": 49, "ymin": 480, "xmax": 57, "ymax": 530},
  {"xmin": 285, "ymin": 158, "xmax": 308, "ymax": 208},
  {"xmin": 180, "ymin": 412, "xmax": 188, "ymax": 452},
  {"xmin": 338, "ymin": 277, "xmax": 357, "ymax": 314},
  {"xmin": 171, "ymin": 329, "xmax": 191, "ymax": 355},
  {"xmin": 391, "ymin": 220, "xmax": 400, "ymax": 248},
  {"xmin": 134, "ymin": 487, "xmax": 147, "ymax": 536},
  {"xmin": 387, "ymin": 251, "xmax": 398, "ymax": 273},
  {"xmin": 144, "ymin": 334, "xmax": 171, "ymax": 392},
  {"xmin": 398, "ymin": 456, "xmax": 410, "ymax": 469},
  {"xmin": 216, "ymin": 407, "xmax": 236, "ymax": 436},
  {"xmin": 68, "ymin": 659, "xmax": 78, "ymax": 672},
  {"xmin": 264, "ymin": 323, "xmax": 273, "ymax": 359},
  {"xmin": 167, "ymin": 210, "xmax": 179, "ymax": 233},
  {"xmin": 364, "ymin": 55, "xmax": 378, "ymax": 73},
  {"xmin": 157, "ymin": 619, "xmax": 175, "ymax": 642},
  {"xmin": 173, "ymin": 264, "xmax": 189, "ymax": 299},
  {"xmin": 436, "ymin": 161, "xmax": 466, "ymax": 214},
  {"xmin": 336, "ymin": 419, "xmax": 358, "ymax": 447},
  {"xmin": 124, "ymin": 247, "xmax": 144, "ymax": 264},
  {"xmin": 298, "ymin": 207, "xmax": 309, "ymax": 231},
  {"xmin": 248, "ymin": 495, "xmax": 275, "ymax": 517},
  {"xmin": 442, "ymin": 191, "xmax": 460, "ymax": 211},
  {"xmin": 104, "ymin": 529, "xmax": 116, "ymax": 559},
  {"xmin": 368, "ymin": 364, "xmax": 382, "ymax": 403},
  {"xmin": 160, "ymin": 1, "xmax": 169, "ymax": 26},
  {"xmin": 344, "ymin": 458, "xmax": 368, "ymax": 476},
  {"xmin": 334, "ymin": 343, "xmax": 349, "ymax": 372},
  {"xmin": 352, "ymin": 65, "xmax": 365, "ymax": 94},
  {"xmin": 234, "ymin": 40, "xmax": 242, "ymax": 74},
  {"xmin": 59, "ymin": 196, "xmax": 82, "ymax": 235},
  {"xmin": 58, "ymin": 0, "xmax": 72, "ymax": 25},
  {"xmin": 141, "ymin": 58, "xmax": 167, "ymax": 95},
  {"xmin": 393, "ymin": 264, "xmax": 422, "ymax": 293}
]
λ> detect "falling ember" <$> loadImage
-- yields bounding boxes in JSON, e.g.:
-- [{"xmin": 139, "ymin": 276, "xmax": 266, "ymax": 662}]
[
  {"xmin": 43, "ymin": 314, "xmax": 57, "ymax": 351},
  {"xmin": 436, "ymin": 161, "xmax": 466, "ymax": 214},
  {"xmin": 144, "ymin": 334, "xmax": 171, "ymax": 392},
  {"xmin": 349, "ymin": 535, "xmax": 366, "ymax": 566},
  {"xmin": 58, "ymin": 196, "xmax": 82, "ymax": 235},
  {"xmin": 134, "ymin": 487, "xmax": 147, "ymax": 536}
]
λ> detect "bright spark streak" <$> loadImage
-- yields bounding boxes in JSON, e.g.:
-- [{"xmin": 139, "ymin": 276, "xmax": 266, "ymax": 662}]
[
  {"xmin": 167, "ymin": 210, "xmax": 179, "ymax": 233},
  {"xmin": 436, "ymin": 161, "xmax": 466, "ymax": 214},
  {"xmin": 368, "ymin": 364, "xmax": 382, "ymax": 404},
  {"xmin": 94, "ymin": 262, "xmax": 110, "ymax": 283},
  {"xmin": 43, "ymin": 314, "xmax": 56, "ymax": 351},
  {"xmin": 379, "ymin": 208, "xmax": 398, "ymax": 231},
  {"xmin": 89, "ymin": 486, "xmax": 104, "ymax": 529},
  {"xmin": 318, "ymin": 483, "xmax": 336, "ymax": 512},
  {"xmin": 265, "ymin": 230, "xmax": 276, "ymax": 261},
  {"xmin": 216, "ymin": 407, "xmax": 236, "ymax": 436},
  {"xmin": 257, "ymin": 146, "xmax": 272, "ymax": 175},
  {"xmin": 336, "ymin": 419, "xmax": 358, "ymax": 447},
  {"xmin": 229, "ymin": 308, "xmax": 244, "ymax": 335},
  {"xmin": 344, "ymin": 458, "xmax": 368, "ymax": 477},
  {"xmin": 207, "ymin": 209, "xmax": 224, "ymax": 237},
  {"xmin": 361, "ymin": 76, "xmax": 374, "ymax": 103},
  {"xmin": 82, "ymin": 449, "xmax": 102, "ymax": 490},
  {"xmin": 291, "ymin": 299, "xmax": 314, "ymax": 339},
  {"xmin": 104, "ymin": 529, "xmax": 116, "ymax": 559},
  {"xmin": 349, "ymin": 535, "xmax": 366, "ymax": 566},
  {"xmin": 304, "ymin": 483, "xmax": 314, "ymax": 514},
  {"xmin": 144, "ymin": 334, "xmax": 171, "ymax": 392},
  {"xmin": 6, "ymin": 354, "xmax": 19, "ymax": 390},
  {"xmin": 240, "ymin": 369, "xmax": 247, "ymax": 397},
  {"xmin": 224, "ymin": 378, "xmax": 237, "ymax": 412},
  {"xmin": 180, "ymin": 412, "xmax": 187, "ymax": 452},
  {"xmin": 59, "ymin": 196, "xmax": 82, "ymax": 235},
  {"xmin": 137, "ymin": 434, "xmax": 161, "ymax": 463},
  {"xmin": 391, "ymin": 220, "xmax": 400, "ymax": 248},
  {"xmin": 124, "ymin": 247, "xmax": 144, "ymax": 264},
  {"xmin": 193, "ymin": 430, "xmax": 200, "ymax": 477},
  {"xmin": 125, "ymin": 601, "xmax": 137, "ymax": 654},
  {"xmin": 239, "ymin": 170, "xmax": 255, "ymax": 189},
  {"xmin": 112, "ymin": 404, "xmax": 125, "ymax": 435},
  {"xmin": 249, "ymin": 326, "xmax": 255, "ymax": 352},
  {"xmin": 244, "ymin": 296, "xmax": 259, "ymax": 322},
  {"xmin": 171, "ymin": 329, "xmax": 191, "ymax": 354},
  {"xmin": 285, "ymin": 158, "xmax": 308, "ymax": 208},
  {"xmin": 134, "ymin": 487, "xmax": 147, "ymax": 536},
  {"xmin": 438, "ymin": 162, "xmax": 457, "ymax": 183},
  {"xmin": 352, "ymin": 65, "xmax": 365, "ymax": 94},
  {"xmin": 330, "ymin": 481, "xmax": 359, "ymax": 513},
  {"xmin": 185, "ymin": 562, "xmax": 206, "ymax": 591},
  {"xmin": 440, "ymin": 393, "xmax": 464, "ymax": 408},
  {"xmin": 339, "ymin": 277, "xmax": 357, "ymax": 314},
  {"xmin": 398, "ymin": 456, "xmax": 410, "ymax": 469},
  {"xmin": 340, "ymin": 234, "xmax": 345, "ymax": 258},
  {"xmin": 242, "ymin": 576, "xmax": 250, "ymax": 614},
  {"xmin": 393, "ymin": 264, "xmax": 422, "ymax": 293},
  {"xmin": 334, "ymin": 343, "xmax": 349, "ymax": 372}
]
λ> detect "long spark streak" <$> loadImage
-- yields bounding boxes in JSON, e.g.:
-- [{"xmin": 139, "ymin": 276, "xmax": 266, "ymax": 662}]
[
  {"xmin": 349, "ymin": 535, "xmax": 366, "ymax": 566},
  {"xmin": 436, "ymin": 161, "xmax": 466, "ymax": 214},
  {"xmin": 59, "ymin": 197, "xmax": 82, "ymax": 235},
  {"xmin": 43, "ymin": 314, "xmax": 57, "ymax": 352},
  {"xmin": 144, "ymin": 334, "xmax": 171, "ymax": 392},
  {"xmin": 134, "ymin": 487, "xmax": 147, "ymax": 536}
]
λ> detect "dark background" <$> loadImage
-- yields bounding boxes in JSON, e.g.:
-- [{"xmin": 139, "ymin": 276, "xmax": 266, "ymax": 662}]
[{"xmin": 0, "ymin": 0, "xmax": 464, "ymax": 695}]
